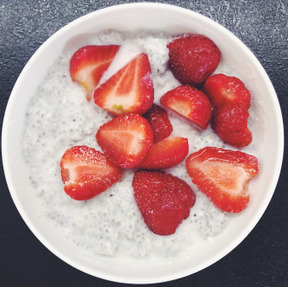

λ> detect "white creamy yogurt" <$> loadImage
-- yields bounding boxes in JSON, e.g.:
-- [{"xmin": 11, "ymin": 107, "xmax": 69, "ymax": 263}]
[{"xmin": 21, "ymin": 31, "xmax": 258, "ymax": 259}]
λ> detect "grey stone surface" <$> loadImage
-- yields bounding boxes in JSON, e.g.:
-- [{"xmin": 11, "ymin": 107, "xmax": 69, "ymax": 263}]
[{"xmin": 1, "ymin": 1, "xmax": 287, "ymax": 286}]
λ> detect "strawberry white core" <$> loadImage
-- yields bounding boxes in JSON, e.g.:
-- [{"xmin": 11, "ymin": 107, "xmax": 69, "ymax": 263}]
[{"xmin": 200, "ymin": 161, "xmax": 249, "ymax": 195}]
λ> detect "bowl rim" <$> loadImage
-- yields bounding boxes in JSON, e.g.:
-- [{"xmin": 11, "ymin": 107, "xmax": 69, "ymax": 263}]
[{"xmin": 2, "ymin": 2, "xmax": 284, "ymax": 284}]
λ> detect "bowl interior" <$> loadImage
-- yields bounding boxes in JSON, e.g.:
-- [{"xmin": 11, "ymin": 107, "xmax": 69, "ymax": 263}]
[{"xmin": 2, "ymin": 3, "xmax": 284, "ymax": 284}]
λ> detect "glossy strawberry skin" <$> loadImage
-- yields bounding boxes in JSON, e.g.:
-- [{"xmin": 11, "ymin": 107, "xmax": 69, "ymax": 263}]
[
  {"xmin": 96, "ymin": 113, "xmax": 153, "ymax": 168},
  {"xmin": 70, "ymin": 45, "xmax": 120, "ymax": 101},
  {"xmin": 60, "ymin": 146, "xmax": 122, "ymax": 200},
  {"xmin": 137, "ymin": 136, "xmax": 189, "ymax": 170},
  {"xmin": 132, "ymin": 171, "xmax": 196, "ymax": 235},
  {"xmin": 143, "ymin": 104, "xmax": 173, "ymax": 143},
  {"xmin": 160, "ymin": 85, "xmax": 212, "ymax": 129},
  {"xmin": 93, "ymin": 53, "xmax": 154, "ymax": 115},
  {"xmin": 186, "ymin": 147, "xmax": 258, "ymax": 213},
  {"xmin": 203, "ymin": 73, "xmax": 251, "ymax": 109},
  {"xmin": 212, "ymin": 104, "xmax": 252, "ymax": 147},
  {"xmin": 167, "ymin": 34, "xmax": 221, "ymax": 87}
]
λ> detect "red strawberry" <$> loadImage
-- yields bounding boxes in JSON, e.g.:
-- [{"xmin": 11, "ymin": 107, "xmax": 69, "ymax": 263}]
[
  {"xmin": 160, "ymin": 85, "xmax": 212, "ymax": 129},
  {"xmin": 137, "ymin": 136, "xmax": 189, "ymax": 170},
  {"xmin": 203, "ymin": 73, "xmax": 251, "ymax": 109},
  {"xmin": 96, "ymin": 113, "xmax": 153, "ymax": 168},
  {"xmin": 167, "ymin": 34, "xmax": 221, "ymax": 86},
  {"xmin": 212, "ymin": 104, "xmax": 252, "ymax": 147},
  {"xmin": 70, "ymin": 45, "xmax": 120, "ymax": 101},
  {"xmin": 186, "ymin": 147, "xmax": 258, "ymax": 213},
  {"xmin": 60, "ymin": 146, "xmax": 122, "ymax": 200},
  {"xmin": 143, "ymin": 103, "xmax": 173, "ymax": 143},
  {"xmin": 132, "ymin": 171, "xmax": 196, "ymax": 235},
  {"xmin": 93, "ymin": 53, "xmax": 154, "ymax": 115}
]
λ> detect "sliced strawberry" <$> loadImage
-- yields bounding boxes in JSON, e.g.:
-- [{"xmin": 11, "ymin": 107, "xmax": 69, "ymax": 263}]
[
  {"xmin": 93, "ymin": 53, "xmax": 154, "ymax": 115},
  {"xmin": 213, "ymin": 104, "xmax": 252, "ymax": 147},
  {"xmin": 203, "ymin": 73, "xmax": 251, "ymax": 109},
  {"xmin": 132, "ymin": 170, "xmax": 196, "ymax": 235},
  {"xmin": 186, "ymin": 147, "xmax": 258, "ymax": 213},
  {"xmin": 70, "ymin": 45, "xmax": 120, "ymax": 101},
  {"xmin": 137, "ymin": 136, "xmax": 189, "ymax": 170},
  {"xmin": 167, "ymin": 34, "xmax": 221, "ymax": 86},
  {"xmin": 60, "ymin": 146, "xmax": 122, "ymax": 200},
  {"xmin": 160, "ymin": 85, "xmax": 212, "ymax": 129},
  {"xmin": 143, "ymin": 103, "xmax": 173, "ymax": 143},
  {"xmin": 96, "ymin": 113, "xmax": 153, "ymax": 168}
]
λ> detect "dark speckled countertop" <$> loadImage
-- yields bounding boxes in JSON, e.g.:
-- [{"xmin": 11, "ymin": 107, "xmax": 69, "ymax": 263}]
[{"xmin": 1, "ymin": 1, "xmax": 287, "ymax": 286}]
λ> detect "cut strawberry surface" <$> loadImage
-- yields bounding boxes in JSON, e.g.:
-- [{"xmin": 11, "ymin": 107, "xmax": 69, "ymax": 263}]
[
  {"xmin": 213, "ymin": 104, "xmax": 252, "ymax": 147},
  {"xmin": 203, "ymin": 73, "xmax": 251, "ymax": 109},
  {"xmin": 70, "ymin": 45, "xmax": 120, "ymax": 101},
  {"xmin": 60, "ymin": 146, "xmax": 122, "ymax": 200},
  {"xmin": 186, "ymin": 147, "xmax": 258, "ymax": 213},
  {"xmin": 96, "ymin": 113, "xmax": 153, "ymax": 168},
  {"xmin": 160, "ymin": 85, "xmax": 212, "ymax": 129},
  {"xmin": 132, "ymin": 170, "xmax": 196, "ymax": 235},
  {"xmin": 143, "ymin": 103, "xmax": 173, "ymax": 143},
  {"xmin": 167, "ymin": 34, "xmax": 221, "ymax": 86},
  {"xmin": 93, "ymin": 53, "xmax": 154, "ymax": 115},
  {"xmin": 137, "ymin": 136, "xmax": 189, "ymax": 170}
]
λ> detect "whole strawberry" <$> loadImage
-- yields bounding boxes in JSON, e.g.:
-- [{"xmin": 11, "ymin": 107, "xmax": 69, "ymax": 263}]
[
  {"xmin": 132, "ymin": 170, "xmax": 196, "ymax": 235},
  {"xmin": 167, "ymin": 34, "xmax": 221, "ymax": 87}
]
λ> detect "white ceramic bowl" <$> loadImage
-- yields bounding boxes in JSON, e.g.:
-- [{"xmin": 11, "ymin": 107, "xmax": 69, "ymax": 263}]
[{"xmin": 2, "ymin": 3, "xmax": 284, "ymax": 284}]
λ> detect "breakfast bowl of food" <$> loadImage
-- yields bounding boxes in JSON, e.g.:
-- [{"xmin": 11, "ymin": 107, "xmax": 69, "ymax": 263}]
[{"xmin": 2, "ymin": 2, "xmax": 284, "ymax": 284}]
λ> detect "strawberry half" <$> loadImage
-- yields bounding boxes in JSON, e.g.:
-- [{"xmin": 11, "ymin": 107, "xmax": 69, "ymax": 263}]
[
  {"xmin": 132, "ymin": 170, "xmax": 196, "ymax": 235},
  {"xmin": 137, "ymin": 136, "xmax": 189, "ymax": 170},
  {"xmin": 160, "ymin": 85, "xmax": 212, "ymax": 129},
  {"xmin": 60, "ymin": 146, "xmax": 122, "ymax": 200},
  {"xmin": 213, "ymin": 104, "xmax": 252, "ymax": 147},
  {"xmin": 70, "ymin": 45, "xmax": 120, "ymax": 101},
  {"xmin": 186, "ymin": 147, "xmax": 259, "ymax": 213},
  {"xmin": 143, "ymin": 103, "xmax": 173, "ymax": 143},
  {"xmin": 96, "ymin": 113, "xmax": 153, "ymax": 168},
  {"xmin": 203, "ymin": 73, "xmax": 251, "ymax": 109},
  {"xmin": 93, "ymin": 53, "xmax": 154, "ymax": 115},
  {"xmin": 167, "ymin": 34, "xmax": 221, "ymax": 87}
]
